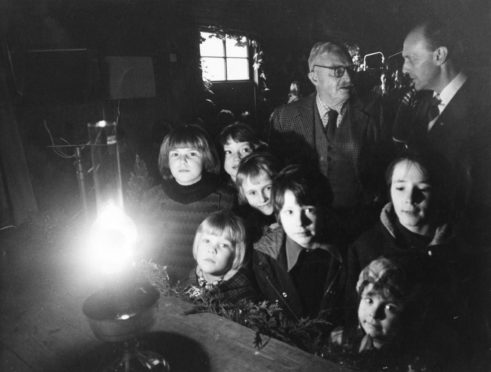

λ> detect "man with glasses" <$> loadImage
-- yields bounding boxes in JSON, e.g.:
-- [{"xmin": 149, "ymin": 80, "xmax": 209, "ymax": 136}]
[{"xmin": 268, "ymin": 41, "xmax": 389, "ymax": 242}]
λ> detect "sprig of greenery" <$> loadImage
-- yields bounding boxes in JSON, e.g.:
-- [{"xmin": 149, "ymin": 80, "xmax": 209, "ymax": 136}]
[
  {"xmin": 125, "ymin": 155, "xmax": 154, "ymax": 215},
  {"xmin": 137, "ymin": 259, "xmax": 333, "ymax": 354}
]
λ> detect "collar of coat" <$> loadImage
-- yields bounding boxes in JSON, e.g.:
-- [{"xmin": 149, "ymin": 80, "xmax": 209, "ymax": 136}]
[
  {"xmin": 254, "ymin": 225, "xmax": 342, "ymax": 271},
  {"xmin": 380, "ymin": 202, "xmax": 453, "ymax": 246},
  {"xmin": 304, "ymin": 91, "xmax": 375, "ymax": 120}
]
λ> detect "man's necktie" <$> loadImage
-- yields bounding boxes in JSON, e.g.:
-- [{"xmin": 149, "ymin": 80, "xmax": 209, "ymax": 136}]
[
  {"xmin": 325, "ymin": 109, "xmax": 338, "ymax": 140},
  {"xmin": 427, "ymin": 94, "xmax": 441, "ymax": 122}
]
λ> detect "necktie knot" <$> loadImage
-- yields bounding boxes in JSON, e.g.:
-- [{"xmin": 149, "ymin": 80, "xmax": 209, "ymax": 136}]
[{"xmin": 428, "ymin": 94, "xmax": 441, "ymax": 122}]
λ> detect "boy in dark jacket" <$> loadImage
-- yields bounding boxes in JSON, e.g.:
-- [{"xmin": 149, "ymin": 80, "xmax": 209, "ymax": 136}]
[{"xmin": 252, "ymin": 165, "xmax": 343, "ymax": 321}]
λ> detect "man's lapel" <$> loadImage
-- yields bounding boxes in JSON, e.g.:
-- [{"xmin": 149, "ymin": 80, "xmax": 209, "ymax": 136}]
[
  {"xmin": 296, "ymin": 94, "xmax": 317, "ymax": 144},
  {"xmin": 431, "ymin": 81, "xmax": 470, "ymax": 135},
  {"xmin": 345, "ymin": 98, "xmax": 369, "ymax": 165}
]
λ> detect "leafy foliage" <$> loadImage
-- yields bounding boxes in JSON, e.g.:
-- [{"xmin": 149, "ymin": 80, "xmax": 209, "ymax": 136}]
[
  {"xmin": 125, "ymin": 155, "xmax": 154, "ymax": 215},
  {"xmin": 137, "ymin": 259, "xmax": 333, "ymax": 355}
]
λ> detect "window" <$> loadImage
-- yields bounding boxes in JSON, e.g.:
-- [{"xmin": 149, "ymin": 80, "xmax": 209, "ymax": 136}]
[{"xmin": 200, "ymin": 31, "xmax": 250, "ymax": 82}]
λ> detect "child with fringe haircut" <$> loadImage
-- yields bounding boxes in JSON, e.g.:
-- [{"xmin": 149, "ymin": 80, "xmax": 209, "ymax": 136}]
[
  {"xmin": 185, "ymin": 210, "xmax": 258, "ymax": 303},
  {"xmin": 139, "ymin": 124, "xmax": 234, "ymax": 283},
  {"xmin": 252, "ymin": 164, "xmax": 342, "ymax": 321},
  {"xmin": 331, "ymin": 256, "xmax": 464, "ymax": 371},
  {"xmin": 218, "ymin": 122, "xmax": 266, "ymax": 187},
  {"xmin": 235, "ymin": 151, "xmax": 280, "ymax": 243}
]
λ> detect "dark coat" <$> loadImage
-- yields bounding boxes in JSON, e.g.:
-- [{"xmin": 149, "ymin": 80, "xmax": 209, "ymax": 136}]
[
  {"xmin": 252, "ymin": 225, "xmax": 343, "ymax": 321},
  {"xmin": 343, "ymin": 203, "xmax": 476, "ymax": 350},
  {"xmin": 184, "ymin": 266, "xmax": 259, "ymax": 304}
]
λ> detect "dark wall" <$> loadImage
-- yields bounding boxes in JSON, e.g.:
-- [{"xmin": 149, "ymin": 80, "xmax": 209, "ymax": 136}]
[{"xmin": 2, "ymin": 0, "xmax": 490, "ymax": 212}]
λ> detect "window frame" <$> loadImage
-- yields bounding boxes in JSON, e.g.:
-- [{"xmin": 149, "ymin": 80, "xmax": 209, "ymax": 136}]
[{"xmin": 200, "ymin": 31, "xmax": 251, "ymax": 83}]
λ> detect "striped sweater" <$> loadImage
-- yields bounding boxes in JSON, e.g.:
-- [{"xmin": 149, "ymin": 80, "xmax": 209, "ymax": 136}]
[{"xmin": 139, "ymin": 174, "xmax": 234, "ymax": 283}]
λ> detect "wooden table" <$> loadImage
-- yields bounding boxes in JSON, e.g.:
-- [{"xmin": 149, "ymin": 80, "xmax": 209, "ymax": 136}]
[{"xmin": 0, "ymin": 224, "xmax": 352, "ymax": 372}]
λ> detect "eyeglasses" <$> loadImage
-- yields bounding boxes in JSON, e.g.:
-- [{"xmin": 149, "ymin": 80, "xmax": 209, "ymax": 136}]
[{"xmin": 311, "ymin": 64, "xmax": 355, "ymax": 78}]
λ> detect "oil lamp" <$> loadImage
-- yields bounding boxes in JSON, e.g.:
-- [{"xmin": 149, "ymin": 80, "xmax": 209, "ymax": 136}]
[{"xmin": 82, "ymin": 120, "xmax": 170, "ymax": 371}]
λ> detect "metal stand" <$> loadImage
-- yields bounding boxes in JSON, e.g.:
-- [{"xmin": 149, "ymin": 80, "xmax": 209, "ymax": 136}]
[
  {"xmin": 48, "ymin": 144, "xmax": 89, "ymax": 220},
  {"xmin": 104, "ymin": 340, "xmax": 170, "ymax": 372}
]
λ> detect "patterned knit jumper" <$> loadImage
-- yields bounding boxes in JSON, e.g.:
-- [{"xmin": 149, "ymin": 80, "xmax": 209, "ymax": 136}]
[{"xmin": 140, "ymin": 173, "xmax": 234, "ymax": 283}]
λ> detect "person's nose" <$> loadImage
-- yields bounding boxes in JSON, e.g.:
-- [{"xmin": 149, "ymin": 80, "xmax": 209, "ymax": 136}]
[
  {"xmin": 402, "ymin": 187, "xmax": 415, "ymax": 205},
  {"xmin": 300, "ymin": 210, "xmax": 310, "ymax": 227},
  {"xmin": 207, "ymin": 243, "xmax": 217, "ymax": 254},
  {"xmin": 179, "ymin": 154, "xmax": 189, "ymax": 164},
  {"xmin": 402, "ymin": 61, "xmax": 409, "ymax": 75},
  {"xmin": 409, "ymin": 188, "xmax": 424, "ymax": 204},
  {"xmin": 371, "ymin": 303, "xmax": 386, "ymax": 320},
  {"xmin": 259, "ymin": 189, "xmax": 269, "ymax": 203},
  {"xmin": 341, "ymin": 68, "xmax": 352, "ymax": 84},
  {"xmin": 231, "ymin": 152, "xmax": 241, "ymax": 164}
]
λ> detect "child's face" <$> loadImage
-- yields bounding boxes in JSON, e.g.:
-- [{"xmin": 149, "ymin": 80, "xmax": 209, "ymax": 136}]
[
  {"xmin": 223, "ymin": 139, "xmax": 253, "ymax": 181},
  {"xmin": 358, "ymin": 284, "xmax": 404, "ymax": 347},
  {"xmin": 196, "ymin": 232, "xmax": 234, "ymax": 278},
  {"xmin": 169, "ymin": 146, "xmax": 203, "ymax": 185},
  {"xmin": 390, "ymin": 160, "xmax": 432, "ymax": 234},
  {"xmin": 241, "ymin": 170, "xmax": 274, "ymax": 216},
  {"xmin": 279, "ymin": 190, "xmax": 318, "ymax": 248}
]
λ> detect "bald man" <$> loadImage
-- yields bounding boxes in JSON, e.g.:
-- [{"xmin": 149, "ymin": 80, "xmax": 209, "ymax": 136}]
[
  {"xmin": 395, "ymin": 20, "xmax": 491, "ymax": 238},
  {"xmin": 396, "ymin": 19, "xmax": 491, "ymax": 351}
]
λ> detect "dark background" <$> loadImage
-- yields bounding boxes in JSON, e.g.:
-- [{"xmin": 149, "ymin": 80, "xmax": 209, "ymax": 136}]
[{"xmin": 1, "ymin": 0, "xmax": 490, "ymax": 223}]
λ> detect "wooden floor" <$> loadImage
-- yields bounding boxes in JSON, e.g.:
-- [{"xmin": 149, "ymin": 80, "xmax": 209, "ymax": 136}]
[{"xmin": 0, "ymin": 221, "xmax": 352, "ymax": 372}]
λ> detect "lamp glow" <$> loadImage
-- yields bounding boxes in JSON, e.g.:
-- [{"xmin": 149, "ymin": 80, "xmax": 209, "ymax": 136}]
[{"xmin": 88, "ymin": 201, "xmax": 138, "ymax": 275}]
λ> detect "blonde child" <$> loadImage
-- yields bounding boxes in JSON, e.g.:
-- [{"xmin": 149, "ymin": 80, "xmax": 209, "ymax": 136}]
[
  {"xmin": 186, "ymin": 210, "xmax": 258, "ymax": 303},
  {"xmin": 235, "ymin": 151, "xmax": 280, "ymax": 242}
]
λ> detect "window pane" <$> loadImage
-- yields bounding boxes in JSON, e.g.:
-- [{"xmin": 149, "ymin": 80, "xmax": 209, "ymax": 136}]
[
  {"xmin": 201, "ymin": 57, "xmax": 226, "ymax": 81},
  {"xmin": 200, "ymin": 32, "xmax": 225, "ymax": 57},
  {"xmin": 225, "ymin": 36, "xmax": 248, "ymax": 57},
  {"xmin": 226, "ymin": 58, "xmax": 249, "ymax": 80}
]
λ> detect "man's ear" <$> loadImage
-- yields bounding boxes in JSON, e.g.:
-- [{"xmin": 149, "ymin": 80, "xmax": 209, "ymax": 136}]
[
  {"xmin": 433, "ymin": 46, "xmax": 449, "ymax": 65},
  {"xmin": 308, "ymin": 71, "xmax": 318, "ymax": 86}
]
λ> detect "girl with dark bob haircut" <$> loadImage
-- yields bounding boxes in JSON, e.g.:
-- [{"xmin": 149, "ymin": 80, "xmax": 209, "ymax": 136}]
[
  {"xmin": 140, "ymin": 124, "xmax": 233, "ymax": 283},
  {"xmin": 158, "ymin": 124, "xmax": 220, "ymax": 180},
  {"xmin": 218, "ymin": 122, "xmax": 266, "ymax": 184}
]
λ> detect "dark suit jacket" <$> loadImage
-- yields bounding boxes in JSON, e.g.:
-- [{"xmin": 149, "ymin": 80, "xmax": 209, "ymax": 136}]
[
  {"xmin": 393, "ymin": 77, "xmax": 491, "ymax": 243},
  {"xmin": 267, "ymin": 92, "xmax": 390, "ymax": 207}
]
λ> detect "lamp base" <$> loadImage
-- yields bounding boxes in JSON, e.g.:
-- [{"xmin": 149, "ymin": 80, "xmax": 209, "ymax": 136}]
[{"xmin": 103, "ymin": 340, "xmax": 170, "ymax": 372}]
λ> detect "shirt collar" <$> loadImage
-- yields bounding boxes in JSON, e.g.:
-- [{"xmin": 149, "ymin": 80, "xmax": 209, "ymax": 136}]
[
  {"xmin": 438, "ymin": 72, "xmax": 467, "ymax": 111},
  {"xmin": 316, "ymin": 94, "xmax": 330, "ymax": 119},
  {"xmin": 315, "ymin": 94, "xmax": 347, "ymax": 127},
  {"xmin": 286, "ymin": 237, "xmax": 304, "ymax": 272},
  {"xmin": 285, "ymin": 237, "xmax": 332, "ymax": 271}
]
